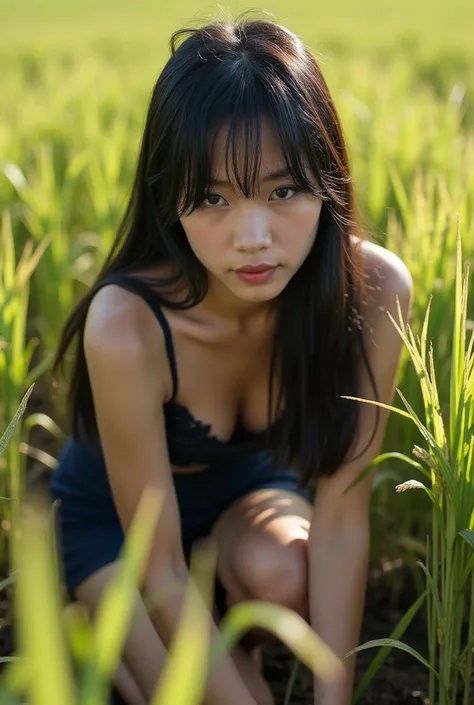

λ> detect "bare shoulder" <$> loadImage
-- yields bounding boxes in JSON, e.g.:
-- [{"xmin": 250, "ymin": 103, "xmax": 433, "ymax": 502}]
[
  {"xmin": 83, "ymin": 282, "xmax": 171, "ymax": 396},
  {"xmin": 354, "ymin": 237, "xmax": 413, "ymax": 310},
  {"xmin": 353, "ymin": 238, "xmax": 414, "ymax": 369},
  {"xmin": 85, "ymin": 283, "xmax": 163, "ymax": 354}
]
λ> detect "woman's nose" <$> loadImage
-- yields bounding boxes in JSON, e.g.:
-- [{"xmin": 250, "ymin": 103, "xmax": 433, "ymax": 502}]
[{"xmin": 233, "ymin": 209, "xmax": 272, "ymax": 251}]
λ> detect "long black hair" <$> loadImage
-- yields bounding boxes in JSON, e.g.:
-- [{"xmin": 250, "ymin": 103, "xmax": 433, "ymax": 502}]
[{"xmin": 53, "ymin": 14, "xmax": 379, "ymax": 488}]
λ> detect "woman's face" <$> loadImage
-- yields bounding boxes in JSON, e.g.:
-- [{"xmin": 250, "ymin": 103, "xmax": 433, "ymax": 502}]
[{"xmin": 179, "ymin": 120, "xmax": 323, "ymax": 307}]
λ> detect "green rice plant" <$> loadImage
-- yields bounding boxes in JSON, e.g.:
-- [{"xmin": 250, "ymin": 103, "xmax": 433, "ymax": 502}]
[
  {"xmin": 0, "ymin": 385, "xmax": 35, "ymax": 464},
  {"xmin": 80, "ymin": 95, "xmax": 139, "ymax": 260},
  {"xmin": 370, "ymin": 177, "xmax": 461, "ymax": 569},
  {"xmin": 344, "ymin": 221, "xmax": 474, "ymax": 704},
  {"xmin": 0, "ymin": 211, "xmax": 51, "ymax": 571},
  {"xmin": 0, "ymin": 383, "xmax": 35, "ymax": 669},
  {"xmin": 366, "ymin": 158, "xmax": 473, "ymax": 576},
  {"xmin": 337, "ymin": 56, "xmax": 473, "ymax": 235},
  {"xmin": 2, "ymin": 143, "xmax": 96, "ymax": 356}
]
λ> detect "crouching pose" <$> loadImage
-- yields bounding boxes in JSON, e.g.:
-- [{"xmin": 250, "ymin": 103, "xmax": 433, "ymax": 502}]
[{"xmin": 50, "ymin": 14, "xmax": 413, "ymax": 705}]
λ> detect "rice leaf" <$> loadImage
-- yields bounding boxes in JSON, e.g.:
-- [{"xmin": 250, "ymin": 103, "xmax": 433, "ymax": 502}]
[{"xmin": 353, "ymin": 591, "xmax": 427, "ymax": 702}]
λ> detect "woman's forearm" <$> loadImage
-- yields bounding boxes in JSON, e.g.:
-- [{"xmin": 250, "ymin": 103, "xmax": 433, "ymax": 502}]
[
  {"xmin": 309, "ymin": 521, "xmax": 370, "ymax": 705},
  {"xmin": 145, "ymin": 571, "xmax": 259, "ymax": 705}
]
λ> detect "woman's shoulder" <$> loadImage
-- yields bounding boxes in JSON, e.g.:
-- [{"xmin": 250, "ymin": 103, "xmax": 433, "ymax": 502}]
[
  {"xmin": 351, "ymin": 236, "xmax": 413, "ymax": 306},
  {"xmin": 83, "ymin": 276, "xmax": 174, "ymax": 393},
  {"xmin": 85, "ymin": 281, "xmax": 160, "ymax": 356}
]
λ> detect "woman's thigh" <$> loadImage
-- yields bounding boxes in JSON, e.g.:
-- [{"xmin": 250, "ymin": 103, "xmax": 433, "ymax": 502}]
[{"xmin": 211, "ymin": 488, "xmax": 313, "ymax": 617}]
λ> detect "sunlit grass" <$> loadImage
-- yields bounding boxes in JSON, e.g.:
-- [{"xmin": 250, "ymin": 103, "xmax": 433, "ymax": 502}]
[
  {"xmin": 344, "ymin": 223, "xmax": 474, "ymax": 703},
  {"xmin": 1, "ymin": 0, "xmax": 473, "ymax": 60}
]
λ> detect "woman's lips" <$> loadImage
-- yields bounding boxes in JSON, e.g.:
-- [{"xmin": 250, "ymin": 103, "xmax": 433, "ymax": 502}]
[{"xmin": 234, "ymin": 265, "xmax": 278, "ymax": 284}]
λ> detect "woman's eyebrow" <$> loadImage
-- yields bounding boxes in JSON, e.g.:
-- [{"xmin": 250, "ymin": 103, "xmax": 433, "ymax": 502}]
[{"xmin": 210, "ymin": 166, "xmax": 291, "ymax": 188}]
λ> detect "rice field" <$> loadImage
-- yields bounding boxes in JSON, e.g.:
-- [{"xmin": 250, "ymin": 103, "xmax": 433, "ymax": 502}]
[
  {"xmin": 1, "ymin": 1, "xmax": 474, "ymax": 703},
  {"xmin": 2, "ymin": 0, "xmax": 474, "ymax": 57}
]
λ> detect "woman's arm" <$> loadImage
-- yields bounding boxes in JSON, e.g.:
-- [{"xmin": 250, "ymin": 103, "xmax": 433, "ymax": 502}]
[
  {"xmin": 84, "ymin": 285, "xmax": 259, "ymax": 705},
  {"xmin": 309, "ymin": 518, "xmax": 369, "ymax": 705},
  {"xmin": 309, "ymin": 245, "xmax": 413, "ymax": 705}
]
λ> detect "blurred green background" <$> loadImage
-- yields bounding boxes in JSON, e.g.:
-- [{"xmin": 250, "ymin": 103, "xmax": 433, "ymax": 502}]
[{"xmin": 1, "ymin": 0, "xmax": 473, "ymax": 58}]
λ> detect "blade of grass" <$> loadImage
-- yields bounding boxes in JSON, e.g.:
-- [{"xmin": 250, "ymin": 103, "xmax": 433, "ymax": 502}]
[
  {"xmin": 353, "ymin": 590, "xmax": 427, "ymax": 702},
  {"xmin": 215, "ymin": 601, "xmax": 344, "ymax": 684},
  {"xmin": 0, "ymin": 385, "xmax": 34, "ymax": 457},
  {"xmin": 345, "ymin": 638, "xmax": 437, "ymax": 676},
  {"xmin": 152, "ymin": 541, "xmax": 217, "ymax": 705},
  {"xmin": 12, "ymin": 491, "xmax": 76, "ymax": 705},
  {"xmin": 79, "ymin": 486, "xmax": 163, "ymax": 705}
]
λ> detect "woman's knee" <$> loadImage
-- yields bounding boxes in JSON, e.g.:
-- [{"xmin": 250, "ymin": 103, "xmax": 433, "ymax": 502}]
[{"xmin": 229, "ymin": 535, "xmax": 308, "ymax": 614}]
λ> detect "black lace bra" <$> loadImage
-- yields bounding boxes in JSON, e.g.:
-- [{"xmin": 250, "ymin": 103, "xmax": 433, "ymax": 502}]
[{"xmin": 98, "ymin": 274, "xmax": 273, "ymax": 467}]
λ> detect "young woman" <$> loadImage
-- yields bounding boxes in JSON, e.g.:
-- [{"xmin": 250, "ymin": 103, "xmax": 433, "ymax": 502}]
[{"xmin": 49, "ymin": 14, "xmax": 413, "ymax": 705}]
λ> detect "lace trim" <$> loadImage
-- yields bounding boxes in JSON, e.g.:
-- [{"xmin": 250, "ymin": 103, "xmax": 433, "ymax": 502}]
[{"xmin": 164, "ymin": 401, "xmax": 270, "ymax": 466}]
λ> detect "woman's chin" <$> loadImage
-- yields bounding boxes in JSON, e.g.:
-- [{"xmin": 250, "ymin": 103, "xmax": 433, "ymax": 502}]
[{"xmin": 231, "ymin": 281, "xmax": 287, "ymax": 304}]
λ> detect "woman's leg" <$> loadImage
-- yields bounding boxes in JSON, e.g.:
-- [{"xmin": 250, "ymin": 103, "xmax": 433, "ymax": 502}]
[
  {"xmin": 64, "ymin": 601, "xmax": 145, "ymax": 705},
  {"xmin": 72, "ymin": 559, "xmax": 277, "ymax": 705},
  {"xmin": 212, "ymin": 487, "xmax": 312, "ymax": 626},
  {"xmin": 209, "ymin": 488, "xmax": 311, "ymax": 704},
  {"xmin": 73, "ymin": 561, "xmax": 167, "ymax": 705}
]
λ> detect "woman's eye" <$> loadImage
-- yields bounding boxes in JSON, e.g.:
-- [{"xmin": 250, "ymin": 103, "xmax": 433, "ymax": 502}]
[
  {"xmin": 270, "ymin": 186, "xmax": 298, "ymax": 201},
  {"xmin": 202, "ymin": 193, "xmax": 227, "ymax": 207}
]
